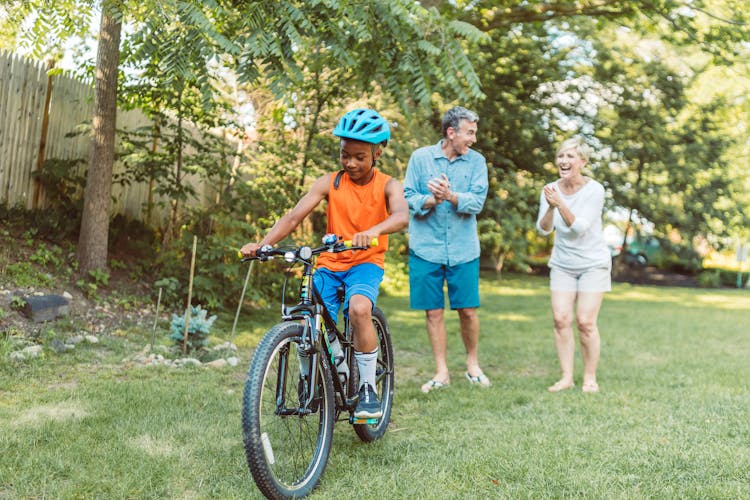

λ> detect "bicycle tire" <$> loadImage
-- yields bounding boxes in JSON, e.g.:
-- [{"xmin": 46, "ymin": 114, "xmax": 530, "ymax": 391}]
[
  {"xmin": 242, "ymin": 322, "xmax": 335, "ymax": 499},
  {"xmin": 354, "ymin": 307, "xmax": 394, "ymax": 442}
]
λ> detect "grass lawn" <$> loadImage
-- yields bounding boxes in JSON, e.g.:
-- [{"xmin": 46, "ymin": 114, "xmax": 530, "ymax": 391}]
[{"xmin": 1, "ymin": 273, "xmax": 749, "ymax": 498}]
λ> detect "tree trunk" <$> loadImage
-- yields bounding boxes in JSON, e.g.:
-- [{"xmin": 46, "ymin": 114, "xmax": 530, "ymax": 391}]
[{"xmin": 77, "ymin": 5, "xmax": 122, "ymax": 275}]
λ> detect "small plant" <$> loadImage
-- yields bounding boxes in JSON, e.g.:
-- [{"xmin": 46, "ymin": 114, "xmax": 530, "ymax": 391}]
[
  {"xmin": 76, "ymin": 269, "xmax": 110, "ymax": 300},
  {"xmin": 29, "ymin": 244, "xmax": 63, "ymax": 267},
  {"xmin": 22, "ymin": 228, "xmax": 38, "ymax": 246},
  {"xmin": 10, "ymin": 295, "xmax": 25, "ymax": 310},
  {"xmin": 109, "ymin": 259, "xmax": 127, "ymax": 271},
  {"xmin": 169, "ymin": 304, "xmax": 217, "ymax": 353},
  {"xmin": 76, "ymin": 278, "xmax": 98, "ymax": 299},
  {"xmin": 89, "ymin": 268, "xmax": 110, "ymax": 287}
]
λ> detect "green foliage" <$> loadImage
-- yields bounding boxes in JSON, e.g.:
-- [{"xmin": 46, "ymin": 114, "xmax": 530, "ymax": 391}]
[
  {"xmin": 9, "ymin": 295, "xmax": 25, "ymax": 310},
  {"xmin": 76, "ymin": 269, "xmax": 110, "ymax": 300},
  {"xmin": 88, "ymin": 269, "xmax": 110, "ymax": 287},
  {"xmin": 29, "ymin": 245, "xmax": 63, "ymax": 268},
  {"xmin": 4, "ymin": 0, "xmax": 749, "ymax": 298},
  {"xmin": 698, "ymin": 268, "xmax": 748, "ymax": 288},
  {"xmin": 169, "ymin": 304, "xmax": 216, "ymax": 352},
  {"xmin": 5, "ymin": 262, "xmax": 53, "ymax": 289},
  {"xmin": 33, "ymin": 158, "xmax": 86, "ymax": 213},
  {"xmin": 154, "ymin": 276, "xmax": 181, "ymax": 309}
]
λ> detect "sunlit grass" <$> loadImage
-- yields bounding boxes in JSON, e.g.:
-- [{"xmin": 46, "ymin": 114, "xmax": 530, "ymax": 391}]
[{"xmin": 1, "ymin": 274, "xmax": 749, "ymax": 498}]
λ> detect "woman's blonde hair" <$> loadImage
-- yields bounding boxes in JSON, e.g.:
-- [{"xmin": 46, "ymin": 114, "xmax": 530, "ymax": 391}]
[{"xmin": 556, "ymin": 136, "xmax": 590, "ymax": 163}]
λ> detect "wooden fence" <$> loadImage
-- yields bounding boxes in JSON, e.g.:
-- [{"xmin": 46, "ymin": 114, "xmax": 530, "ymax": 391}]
[{"xmin": 0, "ymin": 50, "xmax": 215, "ymax": 225}]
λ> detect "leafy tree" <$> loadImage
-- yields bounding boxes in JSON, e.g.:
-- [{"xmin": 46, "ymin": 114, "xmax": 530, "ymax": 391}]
[
  {"xmin": 5, "ymin": 0, "xmax": 487, "ymax": 275},
  {"xmin": 439, "ymin": 1, "xmax": 749, "ymax": 271}
]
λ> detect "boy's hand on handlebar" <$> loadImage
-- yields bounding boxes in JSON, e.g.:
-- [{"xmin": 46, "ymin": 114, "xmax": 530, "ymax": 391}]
[
  {"xmin": 349, "ymin": 232, "xmax": 378, "ymax": 248},
  {"xmin": 240, "ymin": 242, "xmax": 262, "ymax": 258}
]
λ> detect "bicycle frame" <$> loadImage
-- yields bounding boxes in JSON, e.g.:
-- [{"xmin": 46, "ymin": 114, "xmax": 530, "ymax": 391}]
[
  {"xmin": 241, "ymin": 237, "xmax": 395, "ymax": 498},
  {"xmin": 254, "ymin": 243, "xmax": 361, "ymax": 417}
]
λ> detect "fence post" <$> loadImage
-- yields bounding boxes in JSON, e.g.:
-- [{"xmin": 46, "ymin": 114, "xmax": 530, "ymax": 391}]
[{"xmin": 32, "ymin": 58, "xmax": 55, "ymax": 209}]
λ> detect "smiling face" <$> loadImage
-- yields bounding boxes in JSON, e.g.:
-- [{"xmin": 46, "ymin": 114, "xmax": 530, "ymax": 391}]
[
  {"xmin": 555, "ymin": 147, "xmax": 586, "ymax": 180},
  {"xmin": 442, "ymin": 119, "xmax": 477, "ymax": 160},
  {"xmin": 340, "ymin": 138, "xmax": 380, "ymax": 185}
]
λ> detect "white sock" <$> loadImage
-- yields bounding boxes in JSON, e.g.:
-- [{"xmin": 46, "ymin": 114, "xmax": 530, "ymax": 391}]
[{"xmin": 355, "ymin": 349, "xmax": 378, "ymax": 393}]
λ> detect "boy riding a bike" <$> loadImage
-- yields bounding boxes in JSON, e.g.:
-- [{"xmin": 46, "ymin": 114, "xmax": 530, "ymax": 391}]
[{"xmin": 240, "ymin": 108, "xmax": 408, "ymax": 419}]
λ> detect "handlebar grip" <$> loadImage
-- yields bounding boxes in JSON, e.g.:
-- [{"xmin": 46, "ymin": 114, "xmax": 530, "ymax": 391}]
[{"xmin": 343, "ymin": 238, "xmax": 379, "ymax": 248}]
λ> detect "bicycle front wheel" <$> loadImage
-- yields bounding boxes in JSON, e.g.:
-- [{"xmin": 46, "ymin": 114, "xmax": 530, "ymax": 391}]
[
  {"xmin": 354, "ymin": 307, "xmax": 394, "ymax": 442},
  {"xmin": 242, "ymin": 322, "xmax": 335, "ymax": 499}
]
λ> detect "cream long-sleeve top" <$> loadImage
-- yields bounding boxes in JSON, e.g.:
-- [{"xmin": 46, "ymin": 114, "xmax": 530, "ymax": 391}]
[{"xmin": 536, "ymin": 179, "xmax": 611, "ymax": 272}]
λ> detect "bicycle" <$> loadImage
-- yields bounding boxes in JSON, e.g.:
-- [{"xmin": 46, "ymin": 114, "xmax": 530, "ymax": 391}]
[{"xmin": 240, "ymin": 234, "xmax": 395, "ymax": 499}]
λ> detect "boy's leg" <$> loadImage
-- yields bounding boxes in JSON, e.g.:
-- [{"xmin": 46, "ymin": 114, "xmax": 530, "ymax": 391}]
[
  {"xmin": 343, "ymin": 264, "xmax": 384, "ymax": 418},
  {"xmin": 343, "ymin": 264, "xmax": 383, "ymax": 391}
]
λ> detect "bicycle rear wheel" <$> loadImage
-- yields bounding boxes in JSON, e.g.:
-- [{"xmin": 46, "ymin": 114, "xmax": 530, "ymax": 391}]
[
  {"xmin": 242, "ymin": 322, "xmax": 335, "ymax": 499},
  {"xmin": 354, "ymin": 307, "xmax": 394, "ymax": 442}
]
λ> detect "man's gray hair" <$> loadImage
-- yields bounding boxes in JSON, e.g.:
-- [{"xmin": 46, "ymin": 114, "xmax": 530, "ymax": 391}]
[{"xmin": 442, "ymin": 106, "xmax": 479, "ymax": 138}]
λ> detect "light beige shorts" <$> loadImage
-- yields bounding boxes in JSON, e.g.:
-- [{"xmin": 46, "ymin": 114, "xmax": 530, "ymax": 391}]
[{"xmin": 550, "ymin": 266, "xmax": 611, "ymax": 293}]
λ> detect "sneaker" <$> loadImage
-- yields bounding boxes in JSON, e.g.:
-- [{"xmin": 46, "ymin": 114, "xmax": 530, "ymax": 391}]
[{"xmin": 354, "ymin": 383, "xmax": 382, "ymax": 419}]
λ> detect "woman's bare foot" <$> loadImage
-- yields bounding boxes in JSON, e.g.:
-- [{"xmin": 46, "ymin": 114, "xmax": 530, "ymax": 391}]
[{"xmin": 547, "ymin": 379, "xmax": 575, "ymax": 392}]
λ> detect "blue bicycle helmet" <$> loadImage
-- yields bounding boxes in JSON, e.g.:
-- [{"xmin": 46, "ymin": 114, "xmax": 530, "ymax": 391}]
[{"xmin": 333, "ymin": 108, "xmax": 390, "ymax": 145}]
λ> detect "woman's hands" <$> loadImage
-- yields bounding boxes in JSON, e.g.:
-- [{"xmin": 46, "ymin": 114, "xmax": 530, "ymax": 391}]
[{"xmin": 543, "ymin": 184, "xmax": 562, "ymax": 208}]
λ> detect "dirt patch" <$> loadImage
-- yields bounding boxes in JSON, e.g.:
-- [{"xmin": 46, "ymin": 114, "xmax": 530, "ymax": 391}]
[{"xmin": 13, "ymin": 402, "xmax": 89, "ymax": 427}]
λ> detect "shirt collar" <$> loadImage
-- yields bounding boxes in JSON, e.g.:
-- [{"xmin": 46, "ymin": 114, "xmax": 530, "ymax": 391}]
[{"xmin": 433, "ymin": 139, "xmax": 468, "ymax": 163}]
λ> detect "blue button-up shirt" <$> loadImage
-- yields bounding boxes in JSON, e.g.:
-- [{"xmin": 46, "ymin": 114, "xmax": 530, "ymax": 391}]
[{"xmin": 404, "ymin": 141, "xmax": 488, "ymax": 266}]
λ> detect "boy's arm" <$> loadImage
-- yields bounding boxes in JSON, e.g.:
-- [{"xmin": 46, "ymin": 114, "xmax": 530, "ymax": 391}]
[
  {"xmin": 349, "ymin": 178, "xmax": 409, "ymax": 247},
  {"xmin": 241, "ymin": 173, "xmax": 331, "ymax": 256}
]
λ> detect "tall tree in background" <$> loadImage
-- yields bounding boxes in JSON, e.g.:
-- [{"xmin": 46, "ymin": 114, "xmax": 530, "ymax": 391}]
[
  {"xmin": 4, "ymin": 0, "xmax": 486, "ymax": 274},
  {"xmin": 77, "ymin": 0, "xmax": 122, "ymax": 274}
]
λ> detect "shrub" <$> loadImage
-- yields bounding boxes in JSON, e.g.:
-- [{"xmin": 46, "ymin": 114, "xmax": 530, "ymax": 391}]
[
  {"xmin": 697, "ymin": 268, "xmax": 748, "ymax": 288},
  {"xmin": 169, "ymin": 305, "xmax": 217, "ymax": 353},
  {"xmin": 697, "ymin": 269, "xmax": 722, "ymax": 288}
]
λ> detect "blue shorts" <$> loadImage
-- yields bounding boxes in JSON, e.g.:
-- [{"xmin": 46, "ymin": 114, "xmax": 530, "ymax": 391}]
[
  {"xmin": 313, "ymin": 263, "xmax": 384, "ymax": 323},
  {"xmin": 408, "ymin": 251, "xmax": 480, "ymax": 310}
]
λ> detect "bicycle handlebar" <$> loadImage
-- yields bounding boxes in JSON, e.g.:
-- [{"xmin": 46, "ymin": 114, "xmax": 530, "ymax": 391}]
[{"xmin": 240, "ymin": 236, "xmax": 378, "ymax": 263}]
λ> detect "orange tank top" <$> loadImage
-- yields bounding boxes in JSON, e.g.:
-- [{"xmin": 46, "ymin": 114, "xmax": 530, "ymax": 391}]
[{"xmin": 316, "ymin": 169, "xmax": 391, "ymax": 272}]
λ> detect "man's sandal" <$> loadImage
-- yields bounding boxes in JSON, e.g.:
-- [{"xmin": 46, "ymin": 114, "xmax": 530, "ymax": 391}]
[
  {"xmin": 421, "ymin": 379, "xmax": 449, "ymax": 393},
  {"xmin": 465, "ymin": 372, "xmax": 491, "ymax": 387}
]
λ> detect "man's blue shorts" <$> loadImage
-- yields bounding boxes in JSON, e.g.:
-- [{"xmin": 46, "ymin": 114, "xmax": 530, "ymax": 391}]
[
  {"xmin": 408, "ymin": 251, "xmax": 480, "ymax": 310},
  {"xmin": 313, "ymin": 263, "xmax": 384, "ymax": 322}
]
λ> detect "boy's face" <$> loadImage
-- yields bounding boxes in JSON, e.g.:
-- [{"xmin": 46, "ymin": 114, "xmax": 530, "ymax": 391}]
[{"xmin": 340, "ymin": 139, "xmax": 381, "ymax": 184}]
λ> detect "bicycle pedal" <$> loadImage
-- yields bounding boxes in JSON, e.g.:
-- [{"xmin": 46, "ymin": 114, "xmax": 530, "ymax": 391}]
[{"xmin": 349, "ymin": 416, "xmax": 378, "ymax": 425}]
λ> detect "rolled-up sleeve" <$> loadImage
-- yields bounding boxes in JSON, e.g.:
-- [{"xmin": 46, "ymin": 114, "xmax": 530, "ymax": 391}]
[
  {"xmin": 404, "ymin": 156, "xmax": 433, "ymax": 217},
  {"xmin": 456, "ymin": 165, "xmax": 488, "ymax": 215}
]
